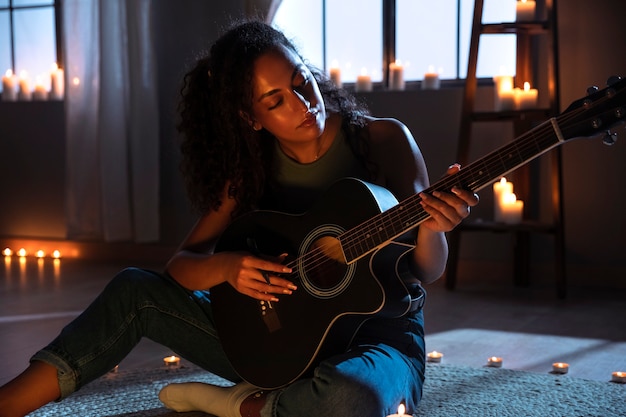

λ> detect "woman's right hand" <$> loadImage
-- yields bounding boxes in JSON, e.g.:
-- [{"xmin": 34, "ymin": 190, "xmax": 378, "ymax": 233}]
[{"xmin": 216, "ymin": 251, "xmax": 296, "ymax": 302}]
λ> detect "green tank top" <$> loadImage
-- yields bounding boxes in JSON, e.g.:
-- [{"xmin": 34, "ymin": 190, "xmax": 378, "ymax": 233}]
[{"xmin": 262, "ymin": 128, "xmax": 370, "ymax": 214}]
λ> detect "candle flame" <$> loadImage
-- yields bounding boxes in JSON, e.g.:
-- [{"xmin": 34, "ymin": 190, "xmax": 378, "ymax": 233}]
[
  {"xmin": 524, "ymin": 82, "xmax": 531, "ymax": 91},
  {"xmin": 36, "ymin": 250, "xmax": 45, "ymax": 258},
  {"xmin": 5, "ymin": 69, "xmax": 13, "ymax": 77},
  {"xmin": 2, "ymin": 248, "xmax": 12, "ymax": 256},
  {"xmin": 52, "ymin": 250, "xmax": 62, "ymax": 259},
  {"xmin": 17, "ymin": 248, "xmax": 27, "ymax": 257},
  {"xmin": 398, "ymin": 404, "xmax": 405, "ymax": 415}
]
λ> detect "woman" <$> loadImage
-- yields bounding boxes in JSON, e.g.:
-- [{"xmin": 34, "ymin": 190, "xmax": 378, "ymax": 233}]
[{"xmin": 0, "ymin": 21, "xmax": 478, "ymax": 417}]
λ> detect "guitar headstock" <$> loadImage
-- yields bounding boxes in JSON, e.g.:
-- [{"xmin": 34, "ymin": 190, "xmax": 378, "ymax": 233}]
[{"xmin": 559, "ymin": 76, "xmax": 626, "ymax": 144}]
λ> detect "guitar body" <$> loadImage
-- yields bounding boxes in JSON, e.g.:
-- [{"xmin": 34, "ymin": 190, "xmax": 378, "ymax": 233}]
[{"xmin": 211, "ymin": 178, "xmax": 414, "ymax": 389}]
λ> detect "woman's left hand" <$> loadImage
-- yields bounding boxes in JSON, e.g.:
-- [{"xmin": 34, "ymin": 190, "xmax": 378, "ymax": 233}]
[{"xmin": 418, "ymin": 164, "xmax": 479, "ymax": 232}]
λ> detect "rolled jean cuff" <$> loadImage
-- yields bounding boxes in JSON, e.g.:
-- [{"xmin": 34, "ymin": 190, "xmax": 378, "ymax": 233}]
[{"xmin": 31, "ymin": 349, "xmax": 77, "ymax": 399}]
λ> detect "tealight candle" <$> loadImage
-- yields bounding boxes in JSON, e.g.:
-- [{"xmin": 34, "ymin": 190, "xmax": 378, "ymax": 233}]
[
  {"xmin": 355, "ymin": 68, "xmax": 372, "ymax": 92},
  {"xmin": 164, "ymin": 355, "xmax": 181, "ymax": 366},
  {"xmin": 611, "ymin": 371, "xmax": 626, "ymax": 383},
  {"xmin": 426, "ymin": 351, "xmax": 443, "ymax": 363},
  {"xmin": 516, "ymin": 0, "xmax": 536, "ymax": 22},
  {"xmin": 493, "ymin": 177, "xmax": 513, "ymax": 222},
  {"xmin": 2, "ymin": 248, "xmax": 12, "ymax": 257},
  {"xmin": 552, "ymin": 362, "xmax": 569, "ymax": 374},
  {"xmin": 487, "ymin": 356, "xmax": 503, "ymax": 368},
  {"xmin": 386, "ymin": 404, "xmax": 409, "ymax": 417}
]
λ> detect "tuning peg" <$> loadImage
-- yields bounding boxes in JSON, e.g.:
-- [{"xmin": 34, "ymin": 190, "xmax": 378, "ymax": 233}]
[
  {"xmin": 602, "ymin": 130, "xmax": 618, "ymax": 146},
  {"xmin": 587, "ymin": 86, "xmax": 599, "ymax": 95},
  {"xmin": 607, "ymin": 75, "xmax": 622, "ymax": 86}
]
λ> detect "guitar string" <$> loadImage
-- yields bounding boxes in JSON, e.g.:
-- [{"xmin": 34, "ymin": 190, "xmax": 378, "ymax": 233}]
[
  {"xmin": 282, "ymin": 88, "xmax": 624, "ymax": 278},
  {"xmin": 285, "ymin": 96, "xmax": 613, "ymax": 278}
]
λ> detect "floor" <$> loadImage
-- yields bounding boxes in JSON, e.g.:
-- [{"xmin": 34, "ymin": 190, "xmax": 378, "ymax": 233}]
[{"xmin": 1, "ymin": 256, "xmax": 625, "ymax": 388}]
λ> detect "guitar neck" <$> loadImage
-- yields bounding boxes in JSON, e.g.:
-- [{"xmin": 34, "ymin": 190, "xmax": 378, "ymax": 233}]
[{"xmin": 340, "ymin": 117, "xmax": 564, "ymax": 264}]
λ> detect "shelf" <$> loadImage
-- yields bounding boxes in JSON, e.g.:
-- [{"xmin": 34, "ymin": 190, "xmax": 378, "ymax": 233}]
[
  {"xmin": 470, "ymin": 109, "xmax": 552, "ymax": 122},
  {"xmin": 480, "ymin": 21, "xmax": 550, "ymax": 35}
]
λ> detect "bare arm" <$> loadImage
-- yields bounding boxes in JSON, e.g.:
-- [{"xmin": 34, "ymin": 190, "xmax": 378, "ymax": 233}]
[
  {"xmin": 366, "ymin": 118, "xmax": 478, "ymax": 284},
  {"xmin": 165, "ymin": 184, "xmax": 295, "ymax": 301}
]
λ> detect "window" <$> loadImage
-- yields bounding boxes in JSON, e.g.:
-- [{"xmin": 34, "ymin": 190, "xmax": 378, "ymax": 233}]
[
  {"xmin": 273, "ymin": 0, "xmax": 517, "ymax": 84},
  {"xmin": 0, "ymin": 0, "xmax": 59, "ymax": 93}
]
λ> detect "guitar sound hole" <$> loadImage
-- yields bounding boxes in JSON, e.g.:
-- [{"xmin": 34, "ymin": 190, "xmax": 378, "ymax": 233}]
[{"xmin": 305, "ymin": 236, "xmax": 348, "ymax": 290}]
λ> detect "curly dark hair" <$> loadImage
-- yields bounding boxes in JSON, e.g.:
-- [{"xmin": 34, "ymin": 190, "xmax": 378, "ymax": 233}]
[{"xmin": 177, "ymin": 20, "xmax": 372, "ymax": 218}]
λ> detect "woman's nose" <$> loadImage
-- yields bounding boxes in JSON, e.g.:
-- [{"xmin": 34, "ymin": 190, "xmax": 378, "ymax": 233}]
[{"xmin": 292, "ymin": 90, "xmax": 310, "ymax": 111}]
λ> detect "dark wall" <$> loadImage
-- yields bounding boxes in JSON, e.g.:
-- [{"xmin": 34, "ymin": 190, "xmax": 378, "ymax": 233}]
[{"xmin": 0, "ymin": 0, "xmax": 624, "ymax": 287}]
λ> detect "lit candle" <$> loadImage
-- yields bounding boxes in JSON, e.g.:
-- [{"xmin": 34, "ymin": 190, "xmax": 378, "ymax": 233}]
[
  {"xmin": 18, "ymin": 71, "xmax": 32, "ymax": 101},
  {"xmin": 611, "ymin": 371, "xmax": 626, "ymax": 383},
  {"xmin": 516, "ymin": 82, "xmax": 538, "ymax": 109},
  {"xmin": 17, "ymin": 248, "xmax": 27, "ymax": 257},
  {"xmin": 2, "ymin": 69, "xmax": 17, "ymax": 101},
  {"xmin": 516, "ymin": 0, "xmax": 536, "ymax": 22},
  {"xmin": 552, "ymin": 362, "xmax": 569, "ymax": 374},
  {"xmin": 389, "ymin": 60, "xmax": 405, "ymax": 91},
  {"xmin": 487, "ymin": 356, "xmax": 503, "ymax": 368},
  {"xmin": 329, "ymin": 60, "xmax": 342, "ymax": 88},
  {"xmin": 493, "ymin": 177, "xmax": 513, "ymax": 222},
  {"xmin": 52, "ymin": 250, "xmax": 62, "ymax": 259},
  {"xmin": 386, "ymin": 403, "xmax": 409, "ymax": 417},
  {"xmin": 163, "ymin": 355, "xmax": 181, "ymax": 366},
  {"xmin": 33, "ymin": 76, "xmax": 48, "ymax": 101},
  {"xmin": 500, "ymin": 192, "xmax": 524, "ymax": 224},
  {"xmin": 422, "ymin": 65, "xmax": 440, "ymax": 90},
  {"xmin": 50, "ymin": 63, "xmax": 64, "ymax": 100},
  {"xmin": 2, "ymin": 248, "xmax": 12, "ymax": 256},
  {"xmin": 426, "ymin": 351, "xmax": 443, "ymax": 363},
  {"xmin": 493, "ymin": 74, "xmax": 515, "ymax": 111},
  {"xmin": 36, "ymin": 250, "xmax": 45, "ymax": 258},
  {"xmin": 355, "ymin": 68, "xmax": 372, "ymax": 92}
]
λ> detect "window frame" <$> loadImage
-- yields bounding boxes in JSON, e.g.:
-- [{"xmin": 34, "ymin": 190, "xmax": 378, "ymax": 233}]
[{"xmin": 1, "ymin": 0, "xmax": 62, "ymax": 72}]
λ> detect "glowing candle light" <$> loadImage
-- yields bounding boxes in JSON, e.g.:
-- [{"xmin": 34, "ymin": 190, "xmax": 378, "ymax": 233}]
[
  {"xmin": 386, "ymin": 403, "xmax": 409, "ymax": 417},
  {"xmin": 427, "ymin": 351, "xmax": 443, "ymax": 363},
  {"xmin": 611, "ymin": 371, "xmax": 626, "ymax": 383},
  {"xmin": 164, "ymin": 355, "xmax": 181, "ymax": 366},
  {"xmin": 17, "ymin": 248, "xmax": 27, "ymax": 257},
  {"xmin": 2, "ymin": 248, "xmax": 12, "ymax": 257},
  {"xmin": 355, "ymin": 68, "xmax": 372, "ymax": 92},
  {"xmin": 552, "ymin": 362, "xmax": 569, "ymax": 374},
  {"xmin": 487, "ymin": 356, "xmax": 503, "ymax": 368}
]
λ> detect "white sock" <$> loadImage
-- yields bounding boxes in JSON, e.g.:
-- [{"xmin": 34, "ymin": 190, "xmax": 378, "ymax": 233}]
[{"xmin": 158, "ymin": 381, "xmax": 259, "ymax": 417}]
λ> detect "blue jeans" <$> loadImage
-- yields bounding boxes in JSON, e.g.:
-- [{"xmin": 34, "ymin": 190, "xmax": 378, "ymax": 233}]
[{"xmin": 32, "ymin": 267, "xmax": 426, "ymax": 417}]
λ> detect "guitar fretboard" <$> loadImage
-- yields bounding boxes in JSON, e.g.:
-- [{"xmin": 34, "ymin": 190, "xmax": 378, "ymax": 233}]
[{"xmin": 340, "ymin": 117, "xmax": 564, "ymax": 264}]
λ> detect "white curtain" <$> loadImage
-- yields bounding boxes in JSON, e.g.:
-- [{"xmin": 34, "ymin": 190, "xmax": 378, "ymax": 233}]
[{"xmin": 63, "ymin": 0, "xmax": 160, "ymax": 242}]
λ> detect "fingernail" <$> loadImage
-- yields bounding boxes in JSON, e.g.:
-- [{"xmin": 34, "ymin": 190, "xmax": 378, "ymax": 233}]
[
  {"xmin": 451, "ymin": 187, "xmax": 461, "ymax": 195},
  {"xmin": 283, "ymin": 289, "xmax": 293, "ymax": 294}
]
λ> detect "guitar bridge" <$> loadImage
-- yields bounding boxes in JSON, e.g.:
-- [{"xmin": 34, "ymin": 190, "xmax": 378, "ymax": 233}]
[{"xmin": 260, "ymin": 300, "xmax": 281, "ymax": 333}]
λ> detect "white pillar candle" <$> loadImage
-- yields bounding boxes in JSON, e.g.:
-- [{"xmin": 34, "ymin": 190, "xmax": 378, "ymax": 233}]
[
  {"xmin": 329, "ymin": 60, "xmax": 342, "ymax": 88},
  {"xmin": 2, "ymin": 69, "xmax": 17, "ymax": 101},
  {"xmin": 500, "ymin": 192, "xmax": 524, "ymax": 224},
  {"xmin": 49, "ymin": 63, "xmax": 65, "ymax": 100},
  {"xmin": 493, "ymin": 74, "xmax": 515, "ymax": 111},
  {"xmin": 516, "ymin": 0, "xmax": 536, "ymax": 22},
  {"xmin": 421, "ymin": 65, "xmax": 440, "ymax": 90},
  {"xmin": 355, "ymin": 68, "xmax": 372, "ymax": 92},
  {"xmin": 18, "ymin": 71, "xmax": 32, "ymax": 101},
  {"xmin": 389, "ymin": 60, "xmax": 405, "ymax": 91},
  {"xmin": 493, "ymin": 178, "xmax": 513, "ymax": 222},
  {"xmin": 516, "ymin": 82, "xmax": 538, "ymax": 109},
  {"xmin": 32, "ymin": 76, "xmax": 48, "ymax": 101}
]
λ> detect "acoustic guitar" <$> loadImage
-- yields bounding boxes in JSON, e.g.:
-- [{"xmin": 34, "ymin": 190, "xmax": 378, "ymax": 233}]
[{"xmin": 211, "ymin": 76, "xmax": 625, "ymax": 389}]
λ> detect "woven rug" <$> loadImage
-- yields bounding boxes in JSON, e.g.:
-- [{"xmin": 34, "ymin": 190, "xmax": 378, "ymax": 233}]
[{"xmin": 27, "ymin": 363, "xmax": 626, "ymax": 417}]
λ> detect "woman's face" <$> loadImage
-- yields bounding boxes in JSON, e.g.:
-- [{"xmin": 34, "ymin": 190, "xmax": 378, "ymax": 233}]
[{"xmin": 249, "ymin": 45, "xmax": 326, "ymax": 146}]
